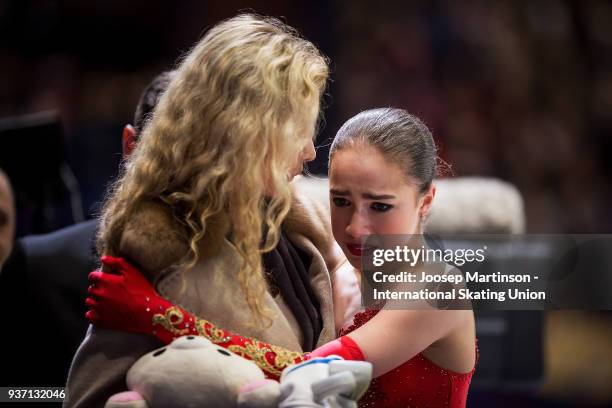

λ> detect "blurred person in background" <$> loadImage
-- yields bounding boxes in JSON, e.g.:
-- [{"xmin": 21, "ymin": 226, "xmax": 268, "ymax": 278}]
[
  {"xmin": 0, "ymin": 71, "xmax": 174, "ymax": 387},
  {"xmin": 0, "ymin": 169, "xmax": 15, "ymax": 271}
]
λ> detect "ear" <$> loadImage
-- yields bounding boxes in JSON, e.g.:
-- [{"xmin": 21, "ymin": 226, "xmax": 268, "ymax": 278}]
[
  {"xmin": 122, "ymin": 124, "xmax": 137, "ymax": 158},
  {"xmin": 419, "ymin": 183, "xmax": 436, "ymax": 219}
]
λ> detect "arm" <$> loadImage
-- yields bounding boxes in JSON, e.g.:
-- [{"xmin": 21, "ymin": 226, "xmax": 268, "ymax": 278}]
[
  {"xmin": 89, "ymin": 257, "xmax": 470, "ymax": 381},
  {"xmin": 88, "ymin": 256, "xmax": 305, "ymax": 379},
  {"xmin": 88, "ymin": 256, "xmax": 366, "ymax": 379},
  {"xmin": 346, "ymin": 307, "xmax": 470, "ymax": 377}
]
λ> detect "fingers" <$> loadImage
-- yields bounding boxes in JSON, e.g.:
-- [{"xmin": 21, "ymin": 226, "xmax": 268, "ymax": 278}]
[
  {"xmin": 101, "ymin": 256, "xmax": 137, "ymax": 275},
  {"xmin": 85, "ymin": 309, "xmax": 101, "ymax": 324},
  {"xmin": 85, "ymin": 297, "xmax": 97, "ymax": 308},
  {"xmin": 89, "ymin": 270, "xmax": 121, "ymax": 285},
  {"xmin": 85, "ymin": 298, "xmax": 111, "ymax": 328},
  {"xmin": 100, "ymin": 256, "xmax": 149, "ymax": 288},
  {"xmin": 88, "ymin": 270, "xmax": 102, "ymax": 284},
  {"xmin": 100, "ymin": 255, "xmax": 124, "ymax": 267},
  {"xmin": 88, "ymin": 284, "xmax": 100, "ymax": 298},
  {"xmin": 88, "ymin": 271, "xmax": 122, "ymax": 301}
]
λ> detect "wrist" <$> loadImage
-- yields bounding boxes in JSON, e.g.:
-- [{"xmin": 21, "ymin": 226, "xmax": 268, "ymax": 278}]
[
  {"xmin": 148, "ymin": 300, "xmax": 198, "ymax": 344},
  {"xmin": 309, "ymin": 336, "xmax": 365, "ymax": 361}
]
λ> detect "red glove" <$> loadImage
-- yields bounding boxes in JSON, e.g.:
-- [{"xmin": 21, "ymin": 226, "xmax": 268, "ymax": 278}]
[
  {"xmin": 86, "ymin": 255, "xmax": 307, "ymax": 379},
  {"xmin": 86, "ymin": 255, "xmax": 187, "ymax": 343},
  {"xmin": 309, "ymin": 336, "xmax": 365, "ymax": 361}
]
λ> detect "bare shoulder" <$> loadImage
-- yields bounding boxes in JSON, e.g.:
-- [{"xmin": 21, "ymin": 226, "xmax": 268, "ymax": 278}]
[
  {"xmin": 379, "ymin": 306, "xmax": 472, "ymax": 343},
  {"xmin": 119, "ymin": 200, "xmax": 189, "ymax": 281},
  {"xmin": 424, "ymin": 309, "xmax": 476, "ymax": 373}
]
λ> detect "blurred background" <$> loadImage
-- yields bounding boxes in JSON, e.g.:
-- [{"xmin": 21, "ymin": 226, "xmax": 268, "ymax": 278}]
[{"xmin": 0, "ymin": 0, "xmax": 611, "ymax": 406}]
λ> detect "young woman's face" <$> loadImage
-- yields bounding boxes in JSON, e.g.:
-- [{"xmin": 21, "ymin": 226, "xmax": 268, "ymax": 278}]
[{"xmin": 329, "ymin": 145, "xmax": 434, "ymax": 270}]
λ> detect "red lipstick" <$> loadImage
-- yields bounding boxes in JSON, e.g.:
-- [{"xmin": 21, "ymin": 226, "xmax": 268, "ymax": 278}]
[{"xmin": 346, "ymin": 243, "xmax": 368, "ymax": 257}]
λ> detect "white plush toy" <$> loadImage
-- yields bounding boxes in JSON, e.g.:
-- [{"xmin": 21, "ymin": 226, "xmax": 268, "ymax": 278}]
[
  {"xmin": 105, "ymin": 336, "xmax": 372, "ymax": 408},
  {"xmin": 105, "ymin": 335, "xmax": 280, "ymax": 408}
]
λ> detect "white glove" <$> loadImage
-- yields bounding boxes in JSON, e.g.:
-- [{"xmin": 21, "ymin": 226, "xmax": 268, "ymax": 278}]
[
  {"xmin": 279, "ymin": 357, "xmax": 372, "ymax": 408},
  {"xmin": 312, "ymin": 360, "xmax": 372, "ymax": 408}
]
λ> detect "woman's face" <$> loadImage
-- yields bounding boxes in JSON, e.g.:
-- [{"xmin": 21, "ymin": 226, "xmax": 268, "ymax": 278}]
[
  {"xmin": 329, "ymin": 144, "xmax": 435, "ymax": 270},
  {"xmin": 288, "ymin": 138, "xmax": 316, "ymax": 180},
  {"xmin": 264, "ymin": 135, "xmax": 315, "ymax": 197},
  {"xmin": 287, "ymin": 105, "xmax": 319, "ymax": 180}
]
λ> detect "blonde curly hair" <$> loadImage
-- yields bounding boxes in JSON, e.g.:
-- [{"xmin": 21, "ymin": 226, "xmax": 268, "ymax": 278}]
[{"xmin": 98, "ymin": 14, "xmax": 329, "ymax": 320}]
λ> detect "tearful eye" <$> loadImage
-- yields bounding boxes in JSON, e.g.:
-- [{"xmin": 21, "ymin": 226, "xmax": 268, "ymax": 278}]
[
  {"xmin": 217, "ymin": 349, "xmax": 231, "ymax": 357},
  {"xmin": 332, "ymin": 197, "xmax": 350, "ymax": 207},
  {"xmin": 153, "ymin": 348, "xmax": 166, "ymax": 357},
  {"xmin": 371, "ymin": 202, "xmax": 393, "ymax": 212}
]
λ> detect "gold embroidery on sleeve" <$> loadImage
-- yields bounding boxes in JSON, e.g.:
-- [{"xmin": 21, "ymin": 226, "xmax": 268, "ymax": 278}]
[
  {"xmin": 194, "ymin": 316, "xmax": 304, "ymax": 376},
  {"xmin": 152, "ymin": 306, "xmax": 190, "ymax": 336},
  {"xmin": 152, "ymin": 306, "xmax": 305, "ymax": 376}
]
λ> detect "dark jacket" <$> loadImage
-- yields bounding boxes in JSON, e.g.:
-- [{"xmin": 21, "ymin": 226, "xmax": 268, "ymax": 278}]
[{"xmin": 0, "ymin": 220, "xmax": 97, "ymax": 386}]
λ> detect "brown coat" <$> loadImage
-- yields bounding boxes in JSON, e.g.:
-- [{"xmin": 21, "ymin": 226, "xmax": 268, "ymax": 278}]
[{"xmin": 63, "ymin": 188, "xmax": 344, "ymax": 408}]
